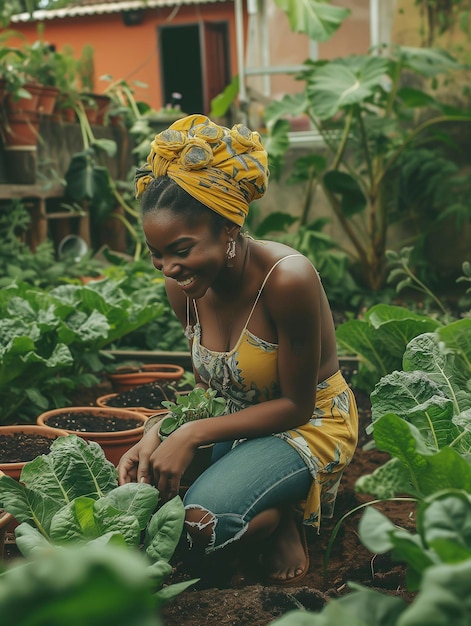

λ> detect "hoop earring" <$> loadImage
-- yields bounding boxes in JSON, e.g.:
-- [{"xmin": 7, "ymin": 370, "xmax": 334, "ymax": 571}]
[{"xmin": 226, "ymin": 238, "xmax": 236, "ymax": 267}]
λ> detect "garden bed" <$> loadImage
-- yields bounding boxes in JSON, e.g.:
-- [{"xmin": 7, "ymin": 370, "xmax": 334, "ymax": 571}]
[{"xmin": 3, "ymin": 384, "xmax": 416, "ymax": 624}]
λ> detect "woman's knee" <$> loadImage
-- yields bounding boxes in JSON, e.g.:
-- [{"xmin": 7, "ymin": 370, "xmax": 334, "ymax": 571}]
[{"xmin": 185, "ymin": 505, "xmax": 216, "ymax": 548}]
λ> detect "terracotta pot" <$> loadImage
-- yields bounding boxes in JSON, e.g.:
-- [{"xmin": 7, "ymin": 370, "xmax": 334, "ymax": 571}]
[
  {"xmin": 5, "ymin": 82, "xmax": 43, "ymax": 113},
  {"xmin": 37, "ymin": 406, "xmax": 149, "ymax": 467},
  {"xmin": 2, "ymin": 111, "xmax": 40, "ymax": 148},
  {"xmin": 0, "ymin": 424, "xmax": 69, "ymax": 481},
  {"xmin": 37, "ymin": 85, "xmax": 60, "ymax": 115},
  {"xmin": 108, "ymin": 364, "xmax": 185, "ymax": 393},
  {"xmin": 96, "ymin": 393, "xmax": 167, "ymax": 418}
]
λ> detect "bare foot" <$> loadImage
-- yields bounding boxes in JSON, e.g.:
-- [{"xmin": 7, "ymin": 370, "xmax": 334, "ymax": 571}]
[{"xmin": 260, "ymin": 509, "xmax": 309, "ymax": 583}]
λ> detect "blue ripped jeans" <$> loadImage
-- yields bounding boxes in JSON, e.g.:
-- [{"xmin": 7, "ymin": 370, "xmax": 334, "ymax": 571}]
[{"xmin": 183, "ymin": 435, "xmax": 312, "ymax": 553}]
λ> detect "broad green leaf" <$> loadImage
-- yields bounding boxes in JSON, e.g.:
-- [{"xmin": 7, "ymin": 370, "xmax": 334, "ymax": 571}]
[
  {"xmin": 418, "ymin": 492, "xmax": 471, "ymax": 558},
  {"xmin": 0, "ymin": 543, "xmax": 161, "ymax": 626},
  {"xmin": 20, "ymin": 435, "xmax": 117, "ymax": 503},
  {"xmin": 210, "ymin": 74, "xmax": 239, "ymax": 117},
  {"xmin": 373, "ymin": 414, "xmax": 471, "ymax": 497},
  {"xmin": 0, "ymin": 474, "xmax": 61, "ymax": 537},
  {"xmin": 103, "ymin": 483, "xmax": 160, "ymax": 531},
  {"xmin": 396, "ymin": 46, "xmax": 466, "ymax": 78},
  {"xmin": 398, "ymin": 561, "xmax": 471, "ymax": 625},
  {"xmin": 145, "ymin": 496, "xmax": 185, "ymax": 563},
  {"xmin": 404, "ymin": 333, "xmax": 470, "ymax": 413},
  {"xmin": 336, "ymin": 305, "xmax": 440, "ymax": 385},
  {"xmin": 438, "ymin": 318, "xmax": 471, "ymax": 376},
  {"xmin": 14, "ymin": 523, "xmax": 53, "ymax": 558},
  {"xmin": 264, "ymin": 92, "xmax": 308, "ymax": 128},
  {"xmin": 371, "ymin": 370, "xmax": 456, "ymax": 450},
  {"xmin": 274, "ymin": 0, "xmax": 350, "ymax": 42},
  {"xmin": 307, "ymin": 55, "xmax": 389, "ymax": 119},
  {"xmin": 356, "ymin": 457, "xmax": 414, "ymax": 500}
]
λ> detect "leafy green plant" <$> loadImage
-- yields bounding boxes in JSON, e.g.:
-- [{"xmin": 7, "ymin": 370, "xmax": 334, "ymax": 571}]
[
  {"xmin": 356, "ymin": 319, "xmax": 471, "ymax": 500},
  {"xmin": 264, "ymin": 45, "xmax": 471, "ymax": 291},
  {"xmin": 0, "ymin": 542, "xmax": 163, "ymax": 626},
  {"xmin": 0, "ymin": 279, "xmax": 164, "ymax": 423},
  {"xmin": 0, "ymin": 434, "xmax": 196, "ymax": 605},
  {"xmin": 159, "ymin": 387, "xmax": 227, "ymax": 439},
  {"xmin": 272, "ymin": 320, "xmax": 471, "ymax": 626},
  {"xmin": 335, "ymin": 303, "xmax": 443, "ymax": 393}
]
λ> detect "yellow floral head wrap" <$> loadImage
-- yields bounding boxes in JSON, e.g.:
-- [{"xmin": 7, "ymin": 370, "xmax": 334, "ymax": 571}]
[{"xmin": 135, "ymin": 114, "xmax": 268, "ymax": 226}]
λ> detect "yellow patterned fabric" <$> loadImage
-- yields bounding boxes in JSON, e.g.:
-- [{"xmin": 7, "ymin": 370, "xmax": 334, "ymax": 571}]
[{"xmin": 135, "ymin": 114, "xmax": 269, "ymax": 226}]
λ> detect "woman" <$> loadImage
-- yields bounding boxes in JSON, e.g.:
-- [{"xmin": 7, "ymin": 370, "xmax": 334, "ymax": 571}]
[{"xmin": 118, "ymin": 114, "xmax": 358, "ymax": 585}]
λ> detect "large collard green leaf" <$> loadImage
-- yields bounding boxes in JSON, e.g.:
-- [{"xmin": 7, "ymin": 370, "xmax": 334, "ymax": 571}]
[
  {"xmin": 0, "ymin": 436, "xmax": 117, "ymax": 538},
  {"xmin": 438, "ymin": 318, "xmax": 471, "ymax": 379},
  {"xmin": 49, "ymin": 496, "xmax": 141, "ymax": 546},
  {"xmin": 336, "ymin": 304, "xmax": 441, "ymax": 384},
  {"xmin": 0, "ymin": 542, "xmax": 162, "ymax": 626},
  {"xmin": 403, "ymin": 333, "xmax": 471, "ymax": 415},
  {"xmin": 398, "ymin": 560, "xmax": 471, "ymax": 626},
  {"xmin": 359, "ymin": 492, "xmax": 471, "ymax": 592},
  {"xmin": 306, "ymin": 55, "xmax": 390, "ymax": 120},
  {"xmin": 418, "ymin": 491, "xmax": 471, "ymax": 563},
  {"xmin": 273, "ymin": 0, "xmax": 350, "ymax": 43},
  {"xmin": 371, "ymin": 370, "xmax": 457, "ymax": 450},
  {"xmin": 20, "ymin": 435, "xmax": 117, "ymax": 502},
  {"xmin": 103, "ymin": 483, "xmax": 160, "ymax": 531},
  {"xmin": 0, "ymin": 473, "xmax": 63, "ymax": 537},
  {"xmin": 355, "ymin": 457, "xmax": 415, "ymax": 500},
  {"xmin": 145, "ymin": 496, "xmax": 185, "ymax": 564},
  {"xmin": 371, "ymin": 413, "xmax": 471, "ymax": 497}
]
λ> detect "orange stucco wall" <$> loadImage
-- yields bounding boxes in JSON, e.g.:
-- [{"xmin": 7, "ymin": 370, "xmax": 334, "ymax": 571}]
[{"xmin": 5, "ymin": 2, "xmax": 239, "ymax": 111}]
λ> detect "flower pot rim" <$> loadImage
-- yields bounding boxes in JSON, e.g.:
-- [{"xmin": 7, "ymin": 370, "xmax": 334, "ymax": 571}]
[
  {"xmin": 37, "ymin": 406, "xmax": 149, "ymax": 438},
  {"xmin": 96, "ymin": 393, "xmax": 169, "ymax": 417},
  {"xmin": 0, "ymin": 424, "xmax": 69, "ymax": 473}
]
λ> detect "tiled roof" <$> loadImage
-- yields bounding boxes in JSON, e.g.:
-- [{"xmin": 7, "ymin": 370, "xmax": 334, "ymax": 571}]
[{"xmin": 12, "ymin": 0, "xmax": 231, "ymax": 22}]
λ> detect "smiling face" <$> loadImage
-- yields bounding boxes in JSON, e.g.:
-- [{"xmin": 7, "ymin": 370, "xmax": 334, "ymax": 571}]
[{"xmin": 143, "ymin": 206, "xmax": 232, "ymax": 299}]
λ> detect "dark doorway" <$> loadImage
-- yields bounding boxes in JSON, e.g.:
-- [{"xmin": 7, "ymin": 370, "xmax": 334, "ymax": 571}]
[{"xmin": 158, "ymin": 21, "xmax": 230, "ymax": 116}]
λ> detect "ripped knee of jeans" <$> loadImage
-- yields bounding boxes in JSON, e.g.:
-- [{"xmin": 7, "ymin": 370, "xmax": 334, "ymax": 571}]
[{"xmin": 184, "ymin": 504, "xmax": 217, "ymax": 550}]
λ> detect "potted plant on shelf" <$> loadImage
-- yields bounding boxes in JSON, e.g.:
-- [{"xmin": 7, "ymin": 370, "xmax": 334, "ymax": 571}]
[{"xmin": 36, "ymin": 406, "xmax": 148, "ymax": 467}]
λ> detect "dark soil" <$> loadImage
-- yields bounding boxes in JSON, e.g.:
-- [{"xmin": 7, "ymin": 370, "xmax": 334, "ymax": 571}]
[
  {"xmin": 43, "ymin": 412, "xmax": 143, "ymax": 432},
  {"xmin": 0, "ymin": 432, "xmax": 58, "ymax": 463},
  {"xmin": 102, "ymin": 381, "xmax": 179, "ymax": 410},
  {"xmin": 3, "ymin": 383, "xmax": 417, "ymax": 625}
]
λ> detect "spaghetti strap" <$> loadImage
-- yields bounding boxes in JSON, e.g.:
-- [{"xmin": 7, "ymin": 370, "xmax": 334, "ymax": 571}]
[
  {"xmin": 185, "ymin": 298, "xmax": 199, "ymax": 341},
  {"xmin": 243, "ymin": 254, "xmax": 303, "ymax": 332}
]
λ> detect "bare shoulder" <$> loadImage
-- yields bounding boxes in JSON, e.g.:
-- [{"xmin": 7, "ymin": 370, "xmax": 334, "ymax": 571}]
[{"xmin": 252, "ymin": 240, "xmax": 321, "ymax": 296}]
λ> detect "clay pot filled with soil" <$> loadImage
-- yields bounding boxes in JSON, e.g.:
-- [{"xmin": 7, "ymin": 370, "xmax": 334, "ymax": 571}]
[
  {"xmin": 0, "ymin": 424, "xmax": 69, "ymax": 480},
  {"xmin": 96, "ymin": 381, "xmax": 180, "ymax": 416},
  {"xmin": 108, "ymin": 363, "xmax": 185, "ymax": 393},
  {"xmin": 37, "ymin": 407, "xmax": 148, "ymax": 467}
]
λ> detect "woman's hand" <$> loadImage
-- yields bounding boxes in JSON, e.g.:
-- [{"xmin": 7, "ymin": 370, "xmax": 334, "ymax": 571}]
[
  {"xmin": 147, "ymin": 427, "xmax": 198, "ymax": 501},
  {"xmin": 118, "ymin": 422, "xmax": 199, "ymax": 501},
  {"xmin": 117, "ymin": 424, "xmax": 162, "ymax": 485}
]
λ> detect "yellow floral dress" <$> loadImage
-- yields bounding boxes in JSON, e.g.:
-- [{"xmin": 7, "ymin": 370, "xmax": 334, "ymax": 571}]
[{"xmin": 187, "ymin": 256, "xmax": 358, "ymax": 530}]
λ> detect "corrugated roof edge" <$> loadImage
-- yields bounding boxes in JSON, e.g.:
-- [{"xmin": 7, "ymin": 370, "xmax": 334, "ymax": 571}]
[{"xmin": 12, "ymin": 0, "xmax": 231, "ymax": 22}]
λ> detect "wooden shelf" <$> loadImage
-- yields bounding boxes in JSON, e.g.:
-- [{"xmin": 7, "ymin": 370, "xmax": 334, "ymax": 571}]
[{"xmin": 0, "ymin": 184, "xmax": 89, "ymax": 251}]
